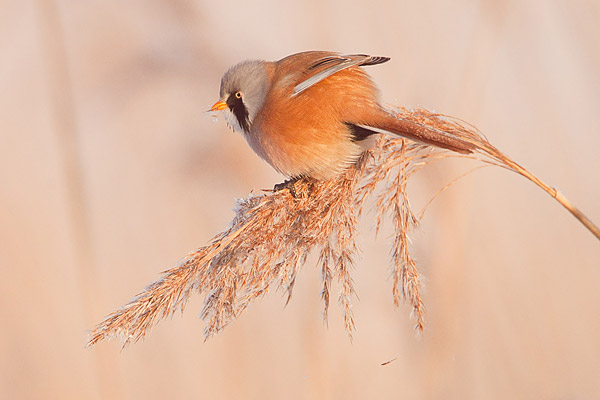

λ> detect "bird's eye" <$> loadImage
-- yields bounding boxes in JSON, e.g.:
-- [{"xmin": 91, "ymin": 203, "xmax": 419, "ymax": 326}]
[{"xmin": 235, "ymin": 91, "xmax": 242, "ymax": 99}]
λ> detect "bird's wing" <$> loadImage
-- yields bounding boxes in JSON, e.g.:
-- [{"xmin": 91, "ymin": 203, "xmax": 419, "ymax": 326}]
[{"xmin": 292, "ymin": 54, "xmax": 390, "ymax": 96}]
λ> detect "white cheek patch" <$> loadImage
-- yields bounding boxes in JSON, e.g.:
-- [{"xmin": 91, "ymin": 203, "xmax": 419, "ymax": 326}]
[{"xmin": 223, "ymin": 110, "xmax": 244, "ymax": 133}]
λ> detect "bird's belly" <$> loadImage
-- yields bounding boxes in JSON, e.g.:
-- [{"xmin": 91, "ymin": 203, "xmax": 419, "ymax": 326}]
[{"xmin": 246, "ymin": 126, "xmax": 366, "ymax": 180}]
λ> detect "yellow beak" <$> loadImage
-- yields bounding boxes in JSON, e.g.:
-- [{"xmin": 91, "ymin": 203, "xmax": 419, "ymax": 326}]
[{"xmin": 210, "ymin": 101, "xmax": 228, "ymax": 111}]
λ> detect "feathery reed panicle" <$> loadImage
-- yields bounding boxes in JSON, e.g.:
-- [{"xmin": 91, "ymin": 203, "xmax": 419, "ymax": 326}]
[{"xmin": 88, "ymin": 107, "xmax": 599, "ymax": 348}]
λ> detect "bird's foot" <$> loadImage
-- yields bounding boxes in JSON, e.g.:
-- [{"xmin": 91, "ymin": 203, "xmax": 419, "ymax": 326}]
[{"xmin": 273, "ymin": 178, "xmax": 300, "ymax": 197}]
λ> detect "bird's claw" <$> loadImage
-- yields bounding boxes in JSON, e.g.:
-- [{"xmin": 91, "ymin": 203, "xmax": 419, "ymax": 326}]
[{"xmin": 273, "ymin": 178, "xmax": 300, "ymax": 198}]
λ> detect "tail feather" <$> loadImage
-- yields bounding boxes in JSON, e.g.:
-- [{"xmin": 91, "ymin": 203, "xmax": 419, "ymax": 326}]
[{"xmin": 356, "ymin": 111, "xmax": 475, "ymax": 154}]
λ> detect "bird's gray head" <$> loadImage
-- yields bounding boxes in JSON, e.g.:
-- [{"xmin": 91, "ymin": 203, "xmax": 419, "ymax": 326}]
[{"xmin": 218, "ymin": 60, "xmax": 269, "ymax": 133}]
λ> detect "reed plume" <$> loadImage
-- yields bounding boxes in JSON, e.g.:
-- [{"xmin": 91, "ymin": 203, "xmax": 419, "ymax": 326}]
[{"xmin": 87, "ymin": 107, "xmax": 599, "ymax": 348}]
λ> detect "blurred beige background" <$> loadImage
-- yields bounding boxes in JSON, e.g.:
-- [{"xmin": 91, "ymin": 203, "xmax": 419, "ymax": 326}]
[{"xmin": 2, "ymin": 0, "xmax": 599, "ymax": 399}]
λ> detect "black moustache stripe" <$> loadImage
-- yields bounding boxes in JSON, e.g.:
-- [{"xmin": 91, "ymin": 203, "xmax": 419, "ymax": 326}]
[{"xmin": 227, "ymin": 94, "xmax": 250, "ymax": 133}]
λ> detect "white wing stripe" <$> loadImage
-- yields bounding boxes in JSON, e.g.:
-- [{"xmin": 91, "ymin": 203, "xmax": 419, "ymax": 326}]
[{"xmin": 291, "ymin": 58, "xmax": 365, "ymax": 96}]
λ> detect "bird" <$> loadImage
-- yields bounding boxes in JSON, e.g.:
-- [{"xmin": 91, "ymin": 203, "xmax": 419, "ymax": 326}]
[{"xmin": 210, "ymin": 51, "xmax": 474, "ymax": 181}]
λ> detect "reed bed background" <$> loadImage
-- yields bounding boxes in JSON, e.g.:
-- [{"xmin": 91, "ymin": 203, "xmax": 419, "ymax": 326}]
[{"xmin": 2, "ymin": 1, "xmax": 599, "ymax": 399}]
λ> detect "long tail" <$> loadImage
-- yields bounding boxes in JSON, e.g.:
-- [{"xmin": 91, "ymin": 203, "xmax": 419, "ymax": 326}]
[{"xmin": 352, "ymin": 110, "xmax": 476, "ymax": 154}]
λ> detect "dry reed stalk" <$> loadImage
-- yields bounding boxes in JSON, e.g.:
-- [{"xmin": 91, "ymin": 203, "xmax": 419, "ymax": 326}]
[
  {"xmin": 87, "ymin": 107, "xmax": 599, "ymax": 348},
  {"xmin": 395, "ymin": 107, "xmax": 600, "ymax": 240}
]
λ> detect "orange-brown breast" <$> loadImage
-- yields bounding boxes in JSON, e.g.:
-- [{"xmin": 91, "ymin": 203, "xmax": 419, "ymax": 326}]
[{"xmin": 249, "ymin": 53, "xmax": 382, "ymax": 179}]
